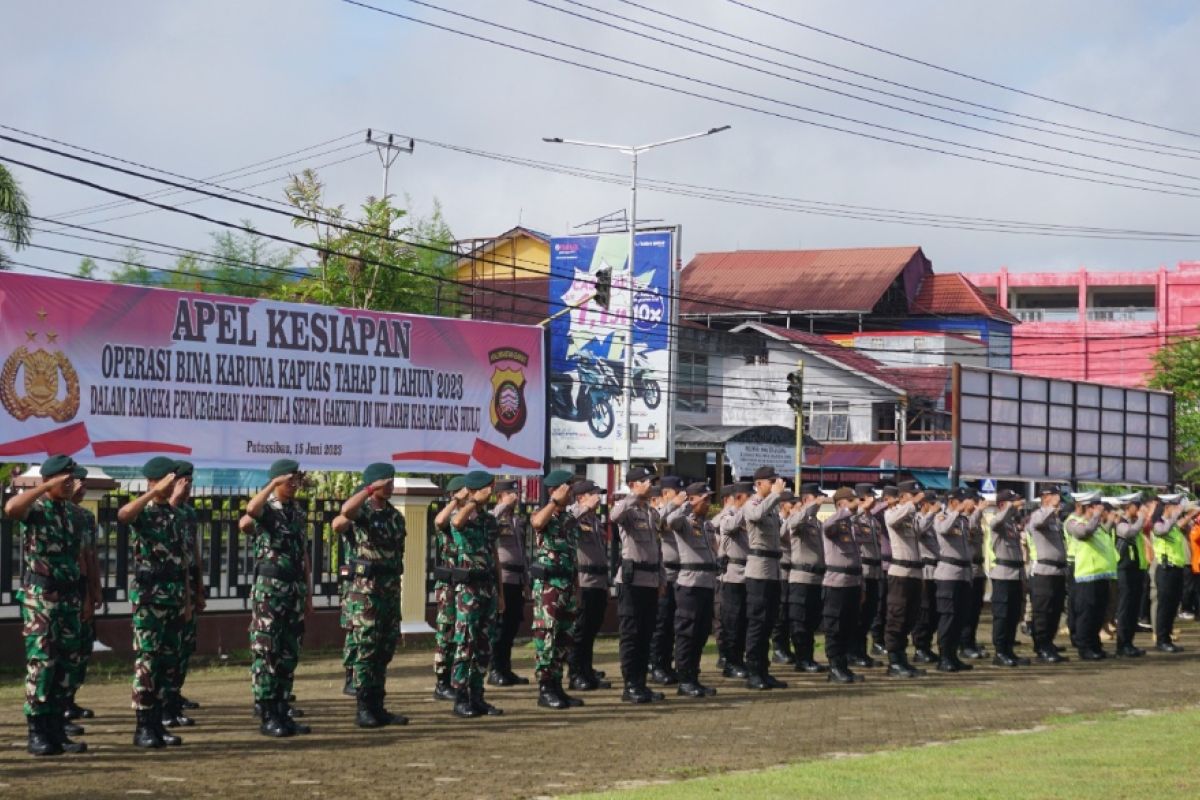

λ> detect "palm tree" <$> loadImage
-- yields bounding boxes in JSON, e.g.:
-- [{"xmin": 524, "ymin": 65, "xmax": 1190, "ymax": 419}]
[{"xmin": 0, "ymin": 164, "xmax": 32, "ymax": 268}]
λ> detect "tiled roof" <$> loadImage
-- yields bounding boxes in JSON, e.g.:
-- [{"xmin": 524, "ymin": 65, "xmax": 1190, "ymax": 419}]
[
  {"xmin": 680, "ymin": 246, "xmax": 926, "ymax": 316},
  {"xmin": 910, "ymin": 273, "xmax": 1019, "ymax": 324}
]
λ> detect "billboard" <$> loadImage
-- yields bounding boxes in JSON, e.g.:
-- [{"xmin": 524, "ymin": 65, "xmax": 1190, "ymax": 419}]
[
  {"xmin": 0, "ymin": 273, "xmax": 546, "ymax": 473},
  {"xmin": 548, "ymin": 230, "xmax": 675, "ymax": 460},
  {"xmin": 953, "ymin": 365, "xmax": 1172, "ymax": 486}
]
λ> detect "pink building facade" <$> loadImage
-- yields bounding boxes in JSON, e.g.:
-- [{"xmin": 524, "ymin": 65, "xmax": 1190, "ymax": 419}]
[{"xmin": 967, "ymin": 262, "xmax": 1200, "ymax": 387}]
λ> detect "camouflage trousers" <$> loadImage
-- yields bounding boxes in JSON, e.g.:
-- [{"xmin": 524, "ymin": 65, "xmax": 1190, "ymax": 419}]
[
  {"xmin": 345, "ymin": 576, "xmax": 401, "ymax": 691},
  {"xmin": 451, "ymin": 581, "xmax": 498, "ymax": 692},
  {"xmin": 532, "ymin": 579, "xmax": 577, "ymax": 683},
  {"xmin": 131, "ymin": 601, "xmax": 185, "ymax": 710},
  {"xmin": 340, "ymin": 579, "xmax": 357, "ymax": 673},
  {"xmin": 432, "ymin": 580, "xmax": 455, "ymax": 677},
  {"xmin": 20, "ymin": 588, "xmax": 84, "ymax": 717},
  {"xmin": 177, "ymin": 613, "xmax": 198, "ymax": 689},
  {"xmin": 249, "ymin": 577, "xmax": 306, "ymax": 702},
  {"xmin": 63, "ymin": 616, "xmax": 96, "ymax": 697}
]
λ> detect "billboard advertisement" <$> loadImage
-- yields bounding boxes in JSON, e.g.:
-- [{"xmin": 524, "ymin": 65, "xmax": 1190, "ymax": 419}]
[
  {"xmin": 954, "ymin": 365, "xmax": 1172, "ymax": 486},
  {"xmin": 549, "ymin": 230, "xmax": 674, "ymax": 460},
  {"xmin": 0, "ymin": 273, "xmax": 546, "ymax": 473}
]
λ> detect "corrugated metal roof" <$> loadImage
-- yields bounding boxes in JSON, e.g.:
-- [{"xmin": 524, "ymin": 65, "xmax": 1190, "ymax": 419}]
[
  {"xmin": 910, "ymin": 273, "xmax": 1019, "ymax": 324},
  {"xmin": 744, "ymin": 323, "xmax": 906, "ymax": 393},
  {"xmin": 883, "ymin": 366, "xmax": 951, "ymax": 401},
  {"xmin": 680, "ymin": 246, "xmax": 925, "ymax": 316}
]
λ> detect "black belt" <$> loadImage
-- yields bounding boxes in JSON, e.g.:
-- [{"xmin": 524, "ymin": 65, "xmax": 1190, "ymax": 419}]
[
  {"xmin": 793, "ymin": 562, "xmax": 826, "ymax": 574},
  {"xmin": 749, "ymin": 548, "xmax": 782, "ymax": 559},
  {"xmin": 350, "ymin": 559, "xmax": 401, "ymax": 580},
  {"xmin": 578, "ymin": 565, "xmax": 608, "ymax": 576},
  {"xmin": 938, "ymin": 556, "xmax": 971, "ymax": 568},
  {"xmin": 678, "ymin": 562, "xmax": 718, "ymax": 572},
  {"xmin": 1160, "ymin": 562, "xmax": 1184, "ymax": 570},
  {"xmin": 433, "ymin": 566, "xmax": 453, "ymax": 582},
  {"xmin": 727, "ymin": 557, "xmax": 747, "ymax": 566},
  {"xmin": 994, "ymin": 558, "xmax": 1024, "ymax": 569},
  {"xmin": 862, "ymin": 557, "xmax": 882, "ymax": 567},
  {"xmin": 824, "ymin": 565, "xmax": 863, "ymax": 576},
  {"xmin": 529, "ymin": 563, "xmax": 574, "ymax": 581},
  {"xmin": 922, "ymin": 558, "xmax": 937, "ymax": 566},
  {"xmin": 972, "ymin": 558, "xmax": 985, "ymax": 566},
  {"xmin": 663, "ymin": 561, "xmax": 681, "ymax": 570},
  {"xmin": 450, "ymin": 567, "xmax": 494, "ymax": 585},
  {"xmin": 1037, "ymin": 559, "xmax": 1068, "ymax": 569},
  {"xmin": 781, "ymin": 563, "xmax": 792, "ymax": 572},
  {"xmin": 622, "ymin": 559, "xmax": 659, "ymax": 571},
  {"xmin": 255, "ymin": 562, "xmax": 301, "ymax": 583},
  {"xmin": 501, "ymin": 564, "xmax": 526, "ymax": 574},
  {"xmin": 22, "ymin": 572, "xmax": 84, "ymax": 594},
  {"xmin": 891, "ymin": 558, "xmax": 923, "ymax": 569}
]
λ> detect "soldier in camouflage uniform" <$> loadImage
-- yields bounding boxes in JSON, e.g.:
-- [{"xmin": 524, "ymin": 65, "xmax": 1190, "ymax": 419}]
[
  {"xmin": 243, "ymin": 459, "xmax": 312, "ymax": 738},
  {"xmin": 64, "ymin": 466, "xmax": 101, "ymax": 724},
  {"xmin": 338, "ymin": 512, "xmax": 358, "ymax": 697},
  {"xmin": 6, "ymin": 455, "xmax": 88, "ymax": 757},
  {"xmin": 117, "ymin": 456, "xmax": 190, "ymax": 749},
  {"xmin": 432, "ymin": 475, "xmax": 467, "ymax": 701},
  {"xmin": 167, "ymin": 461, "xmax": 204, "ymax": 722},
  {"xmin": 530, "ymin": 469, "xmax": 583, "ymax": 710},
  {"xmin": 332, "ymin": 462, "xmax": 409, "ymax": 728},
  {"xmin": 449, "ymin": 470, "xmax": 504, "ymax": 718}
]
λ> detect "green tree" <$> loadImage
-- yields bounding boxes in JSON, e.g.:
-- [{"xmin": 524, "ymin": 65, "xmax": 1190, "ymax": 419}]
[
  {"xmin": 206, "ymin": 223, "xmax": 299, "ymax": 297},
  {"xmin": 108, "ymin": 246, "xmax": 152, "ymax": 285},
  {"xmin": 1149, "ymin": 336, "xmax": 1200, "ymax": 482},
  {"xmin": 77, "ymin": 256, "xmax": 99, "ymax": 279},
  {"xmin": 282, "ymin": 169, "xmax": 455, "ymax": 313},
  {"xmin": 0, "ymin": 165, "xmax": 32, "ymax": 268}
]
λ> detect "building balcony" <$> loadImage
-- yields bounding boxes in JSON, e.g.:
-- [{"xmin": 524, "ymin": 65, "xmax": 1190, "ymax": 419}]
[
  {"xmin": 1013, "ymin": 308, "xmax": 1079, "ymax": 323},
  {"xmin": 1085, "ymin": 307, "xmax": 1157, "ymax": 322}
]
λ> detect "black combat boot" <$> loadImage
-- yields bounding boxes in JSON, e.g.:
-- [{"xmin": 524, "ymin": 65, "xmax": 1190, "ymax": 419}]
[
  {"xmin": 827, "ymin": 658, "xmax": 859, "ymax": 684},
  {"xmin": 992, "ymin": 652, "xmax": 1019, "ymax": 667},
  {"xmin": 355, "ymin": 689, "xmax": 384, "ymax": 728},
  {"xmin": 133, "ymin": 708, "xmax": 165, "ymax": 748},
  {"xmin": 936, "ymin": 657, "xmax": 962, "ymax": 673},
  {"xmin": 677, "ymin": 679, "xmax": 706, "ymax": 698},
  {"xmin": 487, "ymin": 670, "xmax": 514, "ymax": 687},
  {"xmin": 886, "ymin": 651, "xmax": 919, "ymax": 678},
  {"xmin": 49, "ymin": 705, "xmax": 87, "ymax": 754},
  {"xmin": 259, "ymin": 700, "xmax": 293, "ymax": 738},
  {"xmin": 722, "ymin": 663, "xmax": 748, "ymax": 679},
  {"xmin": 178, "ymin": 694, "xmax": 200, "ymax": 710},
  {"xmin": 850, "ymin": 651, "xmax": 881, "ymax": 668},
  {"xmin": 470, "ymin": 686, "xmax": 504, "ymax": 717},
  {"xmin": 433, "ymin": 668, "xmax": 457, "ymax": 701},
  {"xmin": 63, "ymin": 717, "xmax": 85, "ymax": 737},
  {"xmin": 745, "ymin": 673, "xmax": 769, "ymax": 690},
  {"xmin": 649, "ymin": 665, "xmax": 676, "ymax": 686},
  {"xmin": 538, "ymin": 679, "xmax": 569, "ymax": 709},
  {"xmin": 373, "ymin": 690, "xmax": 409, "ymax": 726},
  {"xmin": 65, "ymin": 692, "xmax": 94, "ymax": 720},
  {"xmin": 27, "ymin": 715, "xmax": 62, "ymax": 756},
  {"xmin": 343, "ymin": 668, "xmax": 356, "ymax": 697},
  {"xmin": 912, "ymin": 648, "xmax": 938, "ymax": 664},
  {"xmin": 763, "ymin": 673, "xmax": 789, "ymax": 689},
  {"xmin": 772, "ymin": 646, "xmax": 795, "ymax": 666},
  {"xmin": 163, "ymin": 691, "xmax": 195, "ymax": 728},
  {"xmin": 589, "ymin": 669, "xmax": 612, "ymax": 689},
  {"xmin": 569, "ymin": 673, "xmax": 598, "ymax": 691},
  {"xmin": 151, "ymin": 703, "xmax": 182, "ymax": 746},
  {"xmin": 453, "ymin": 688, "xmax": 479, "ymax": 718},
  {"xmin": 507, "ymin": 670, "xmax": 530, "ymax": 685},
  {"xmin": 280, "ymin": 700, "xmax": 311, "ymax": 735},
  {"xmin": 556, "ymin": 679, "xmax": 584, "ymax": 708},
  {"xmin": 621, "ymin": 681, "xmax": 651, "ymax": 704}
]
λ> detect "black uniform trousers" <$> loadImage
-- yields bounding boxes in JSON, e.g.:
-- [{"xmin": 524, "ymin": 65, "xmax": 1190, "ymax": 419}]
[
  {"xmin": 1030, "ymin": 573, "xmax": 1067, "ymax": 654},
  {"xmin": 935, "ymin": 579, "xmax": 971, "ymax": 660},
  {"xmin": 772, "ymin": 578, "xmax": 792, "ymax": 655},
  {"xmin": 822, "ymin": 584, "xmax": 860, "ymax": 664},
  {"xmin": 913, "ymin": 578, "xmax": 939, "ymax": 653},
  {"xmin": 493, "ymin": 582, "xmax": 525, "ymax": 676},
  {"xmin": 718, "ymin": 581, "xmax": 747, "ymax": 667},
  {"xmin": 787, "ymin": 582, "xmax": 823, "ymax": 664},
  {"xmin": 744, "ymin": 578, "xmax": 781, "ymax": 676},
  {"xmin": 854, "ymin": 577, "xmax": 881, "ymax": 657},
  {"xmin": 1156, "ymin": 565, "xmax": 1185, "ymax": 646},
  {"xmin": 1115, "ymin": 568, "xmax": 1145, "ymax": 650},
  {"xmin": 673, "ymin": 585, "xmax": 714, "ymax": 682},
  {"xmin": 962, "ymin": 575, "xmax": 986, "ymax": 648},
  {"xmin": 871, "ymin": 574, "xmax": 889, "ymax": 647},
  {"xmin": 883, "ymin": 575, "xmax": 923, "ymax": 653},
  {"xmin": 569, "ymin": 586, "xmax": 609, "ymax": 679},
  {"xmin": 649, "ymin": 581, "xmax": 677, "ymax": 671},
  {"xmin": 617, "ymin": 584, "xmax": 658, "ymax": 685},
  {"xmin": 1065, "ymin": 565, "xmax": 1079, "ymax": 648},
  {"xmin": 1072, "ymin": 578, "xmax": 1109, "ymax": 654},
  {"xmin": 989, "ymin": 578, "xmax": 1023, "ymax": 656}
]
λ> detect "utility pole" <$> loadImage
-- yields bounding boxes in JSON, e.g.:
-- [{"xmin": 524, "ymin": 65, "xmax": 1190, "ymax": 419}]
[
  {"xmin": 542, "ymin": 125, "xmax": 731, "ymax": 480},
  {"xmin": 787, "ymin": 362, "xmax": 805, "ymax": 481},
  {"xmin": 366, "ymin": 128, "xmax": 414, "ymax": 209}
]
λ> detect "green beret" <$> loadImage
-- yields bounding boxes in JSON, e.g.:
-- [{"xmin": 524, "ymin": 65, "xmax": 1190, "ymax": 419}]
[
  {"xmin": 543, "ymin": 469, "xmax": 575, "ymax": 489},
  {"xmin": 71, "ymin": 465, "xmax": 88, "ymax": 480},
  {"xmin": 142, "ymin": 456, "xmax": 178, "ymax": 480},
  {"xmin": 446, "ymin": 475, "xmax": 466, "ymax": 493},
  {"xmin": 463, "ymin": 470, "xmax": 495, "ymax": 491},
  {"xmin": 268, "ymin": 459, "xmax": 301, "ymax": 479},
  {"xmin": 362, "ymin": 462, "xmax": 396, "ymax": 486},
  {"xmin": 174, "ymin": 460, "xmax": 194, "ymax": 478},
  {"xmin": 40, "ymin": 455, "xmax": 76, "ymax": 478}
]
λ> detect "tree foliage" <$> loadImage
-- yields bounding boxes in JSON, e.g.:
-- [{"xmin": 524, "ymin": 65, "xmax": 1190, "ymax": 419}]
[
  {"xmin": 1149, "ymin": 335, "xmax": 1200, "ymax": 482},
  {"xmin": 0, "ymin": 165, "xmax": 32, "ymax": 268}
]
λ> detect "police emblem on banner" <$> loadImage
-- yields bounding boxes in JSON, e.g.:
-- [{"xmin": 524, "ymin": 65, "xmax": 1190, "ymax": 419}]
[
  {"xmin": 488, "ymin": 347, "xmax": 529, "ymax": 439},
  {"xmin": 1, "ymin": 310, "xmax": 80, "ymax": 423}
]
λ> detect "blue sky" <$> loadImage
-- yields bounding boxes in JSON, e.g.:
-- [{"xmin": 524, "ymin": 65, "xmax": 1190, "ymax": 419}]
[{"xmin": 3, "ymin": 0, "xmax": 1199, "ymax": 277}]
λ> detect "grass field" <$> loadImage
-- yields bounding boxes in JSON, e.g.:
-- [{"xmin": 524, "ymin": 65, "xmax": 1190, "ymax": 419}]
[{"xmin": 572, "ymin": 706, "xmax": 1200, "ymax": 800}]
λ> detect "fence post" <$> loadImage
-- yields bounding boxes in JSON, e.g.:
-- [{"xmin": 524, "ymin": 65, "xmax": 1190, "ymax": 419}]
[{"xmin": 390, "ymin": 477, "xmax": 441, "ymax": 635}]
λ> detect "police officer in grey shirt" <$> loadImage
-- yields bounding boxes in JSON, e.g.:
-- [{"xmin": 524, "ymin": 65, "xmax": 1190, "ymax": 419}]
[
  {"xmin": 610, "ymin": 466, "xmax": 665, "ymax": 704},
  {"xmin": 933, "ymin": 489, "xmax": 976, "ymax": 673},
  {"xmin": 490, "ymin": 480, "xmax": 529, "ymax": 687},
  {"xmin": 772, "ymin": 491, "xmax": 796, "ymax": 666},
  {"xmin": 988, "ymin": 489, "xmax": 1029, "ymax": 667},
  {"xmin": 851, "ymin": 483, "xmax": 884, "ymax": 669},
  {"xmin": 1027, "ymin": 485, "xmax": 1070, "ymax": 663},
  {"xmin": 959, "ymin": 496, "xmax": 990, "ymax": 661},
  {"xmin": 912, "ymin": 492, "xmax": 943, "ymax": 664},
  {"xmin": 568, "ymin": 480, "xmax": 612, "ymax": 692},
  {"xmin": 823, "ymin": 487, "xmax": 867, "ymax": 684},
  {"xmin": 717, "ymin": 483, "xmax": 752, "ymax": 678},
  {"xmin": 666, "ymin": 481, "xmax": 720, "ymax": 698},
  {"xmin": 650, "ymin": 477, "xmax": 687, "ymax": 686},
  {"xmin": 882, "ymin": 481, "xmax": 926, "ymax": 677},
  {"xmin": 783, "ymin": 484, "xmax": 827, "ymax": 673},
  {"xmin": 741, "ymin": 466, "xmax": 789, "ymax": 690}
]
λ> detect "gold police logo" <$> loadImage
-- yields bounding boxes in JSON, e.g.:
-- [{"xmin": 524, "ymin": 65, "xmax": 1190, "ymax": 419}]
[
  {"xmin": 488, "ymin": 347, "xmax": 528, "ymax": 439},
  {"xmin": 1, "ymin": 309, "xmax": 80, "ymax": 422}
]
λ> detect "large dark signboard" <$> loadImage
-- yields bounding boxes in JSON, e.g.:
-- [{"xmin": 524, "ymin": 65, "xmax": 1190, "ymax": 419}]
[{"xmin": 953, "ymin": 365, "xmax": 1173, "ymax": 487}]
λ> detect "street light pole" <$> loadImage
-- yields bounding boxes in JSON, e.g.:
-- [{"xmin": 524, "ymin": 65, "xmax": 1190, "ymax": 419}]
[{"xmin": 543, "ymin": 125, "xmax": 730, "ymax": 479}]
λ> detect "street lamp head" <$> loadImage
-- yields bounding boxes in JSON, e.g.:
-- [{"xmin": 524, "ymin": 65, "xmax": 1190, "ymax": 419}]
[
  {"xmin": 542, "ymin": 137, "xmax": 564, "ymax": 143},
  {"xmin": 707, "ymin": 125, "xmax": 732, "ymax": 135}
]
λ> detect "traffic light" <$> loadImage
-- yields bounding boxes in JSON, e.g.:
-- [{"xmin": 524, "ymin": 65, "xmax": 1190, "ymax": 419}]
[
  {"xmin": 593, "ymin": 267, "xmax": 611, "ymax": 309},
  {"xmin": 787, "ymin": 368, "xmax": 804, "ymax": 412}
]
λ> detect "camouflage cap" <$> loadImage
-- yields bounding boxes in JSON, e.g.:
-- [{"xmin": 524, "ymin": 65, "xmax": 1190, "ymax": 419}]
[
  {"xmin": 39, "ymin": 454, "xmax": 77, "ymax": 478},
  {"xmin": 142, "ymin": 456, "xmax": 178, "ymax": 480}
]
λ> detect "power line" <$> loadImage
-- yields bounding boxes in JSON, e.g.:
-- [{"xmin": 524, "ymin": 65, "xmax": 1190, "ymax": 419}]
[{"xmin": 725, "ymin": 0, "xmax": 1200, "ymax": 141}]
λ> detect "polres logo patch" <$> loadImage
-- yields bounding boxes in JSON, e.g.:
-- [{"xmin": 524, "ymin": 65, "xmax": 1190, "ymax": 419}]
[
  {"xmin": 632, "ymin": 290, "xmax": 665, "ymax": 332},
  {"xmin": 488, "ymin": 347, "xmax": 530, "ymax": 439}
]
